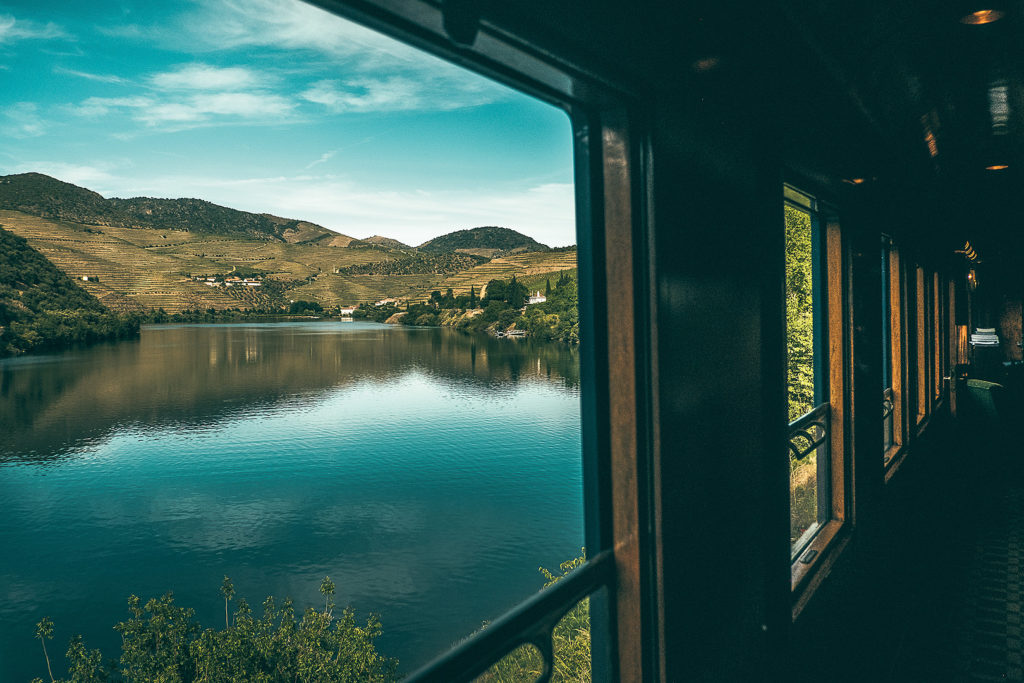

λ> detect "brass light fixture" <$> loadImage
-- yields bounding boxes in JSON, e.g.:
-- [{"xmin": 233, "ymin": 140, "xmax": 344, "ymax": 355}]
[
  {"xmin": 960, "ymin": 9, "xmax": 1005, "ymax": 24},
  {"xmin": 986, "ymin": 164, "xmax": 1010, "ymax": 170}
]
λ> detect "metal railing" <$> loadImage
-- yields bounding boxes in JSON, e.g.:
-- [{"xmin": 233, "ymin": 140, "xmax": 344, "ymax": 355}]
[
  {"xmin": 788, "ymin": 403, "xmax": 830, "ymax": 462},
  {"xmin": 405, "ymin": 549, "xmax": 614, "ymax": 682}
]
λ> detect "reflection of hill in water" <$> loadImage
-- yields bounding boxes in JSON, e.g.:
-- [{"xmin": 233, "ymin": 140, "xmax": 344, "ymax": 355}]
[{"xmin": 0, "ymin": 322, "xmax": 579, "ymax": 463}]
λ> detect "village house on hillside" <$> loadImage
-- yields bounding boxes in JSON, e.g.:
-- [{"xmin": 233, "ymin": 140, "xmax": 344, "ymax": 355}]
[
  {"xmin": 339, "ymin": 306, "xmax": 356, "ymax": 316},
  {"xmin": 528, "ymin": 291, "xmax": 546, "ymax": 304},
  {"xmin": 194, "ymin": 275, "xmax": 262, "ymax": 288}
]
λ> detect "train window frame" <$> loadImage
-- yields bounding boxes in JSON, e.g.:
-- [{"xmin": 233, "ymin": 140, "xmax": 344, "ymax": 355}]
[
  {"xmin": 947, "ymin": 278, "xmax": 956, "ymax": 409},
  {"xmin": 932, "ymin": 271, "xmax": 943, "ymax": 403},
  {"xmin": 295, "ymin": 2, "xmax": 651, "ymax": 680},
  {"xmin": 914, "ymin": 265, "xmax": 929, "ymax": 430},
  {"xmin": 785, "ymin": 184, "xmax": 848, "ymax": 600},
  {"xmin": 882, "ymin": 236, "xmax": 906, "ymax": 472}
]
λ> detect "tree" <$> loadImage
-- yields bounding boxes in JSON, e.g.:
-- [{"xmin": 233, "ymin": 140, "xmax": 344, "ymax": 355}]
[
  {"xmin": 469, "ymin": 285, "xmax": 477, "ymax": 308},
  {"xmin": 545, "ymin": 278, "xmax": 552, "ymax": 297},
  {"xmin": 35, "ymin": 617, "xmax": 55, "ymax": 683},
  {"xmin": 484, "ymin": 279, "xmax": 506, "ymax": 303},
  {"xmin": 221, "ymin": 575, "xmax": 235, "ymax": 629},
  {"xmin": 506, "ymin": 275, "xmax": 528, "ymax": 308}
]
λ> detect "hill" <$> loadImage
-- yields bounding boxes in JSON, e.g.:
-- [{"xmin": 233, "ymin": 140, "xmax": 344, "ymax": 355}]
[
  {"xmin": 0, "ymin": 174, "xmax": 577, "ymax": 312},
  {"xmin": 0, "ymin": 226, "xmax": 139, "ymax": 356},
  {"xmin": 0, "ymin": 173, "xmax": 353, "ymax": 244},
  {"xmin": 417, "ymin": 226, "xmax": 549, "ymax": 256},
  {"xmin": 361, "ymin": 235, "xmax": 412, "ymax": 250}
]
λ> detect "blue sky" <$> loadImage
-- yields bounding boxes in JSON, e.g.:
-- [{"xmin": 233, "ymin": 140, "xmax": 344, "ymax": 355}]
[{"xmin": 0, "ymin": 0, "xmax": 576, "ymax": 246}]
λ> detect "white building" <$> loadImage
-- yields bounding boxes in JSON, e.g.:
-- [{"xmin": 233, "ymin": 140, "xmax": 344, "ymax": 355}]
[
  {"xmin": 528, "ymin": 291, "xmax": 547, "ymax": 304},
  {"xmin": 339, "ymin": 306, "xmax": 356, "ymax": 316}
]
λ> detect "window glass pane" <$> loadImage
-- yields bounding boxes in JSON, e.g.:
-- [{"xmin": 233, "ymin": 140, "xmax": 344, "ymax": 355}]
[
  {"xmin": 786, "ymin": 194, "xmax": 827, "ymax": 549},
  {"xmin": 916, "ymin": 266, "xmax": 928, "ymax": 422},
  {"xmin": 881, "ymin": 239, "xmax": 894, "ymax": 454},
  {"xmin": 786, "ymin": 202, "xmax": 817, "ymax": 423},
  {"xmin": 934, "ymin": 272, "xmax": 942, "ymax": 399},
  {"xmin": 0, "ymin": 0, "xmax": 585, "ymax": 678}
]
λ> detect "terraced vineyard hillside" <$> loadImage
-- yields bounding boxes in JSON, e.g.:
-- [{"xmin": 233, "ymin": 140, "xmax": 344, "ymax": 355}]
[
  {"xmin": 283, "ymin": 250, "xmax": 577, "ymax": 307},
  {"xmin": 434, "ymin": 250, "xmax": 578, "ymax": 295},
  {"xmin": 0, "ymin": 210, "xmax": 395, "ymax": 312}
]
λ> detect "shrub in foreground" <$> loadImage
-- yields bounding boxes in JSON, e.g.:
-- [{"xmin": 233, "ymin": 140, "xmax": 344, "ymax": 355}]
[{"xmin": 31, "ymin": 577, "xmax": 398, "ymax": 683}]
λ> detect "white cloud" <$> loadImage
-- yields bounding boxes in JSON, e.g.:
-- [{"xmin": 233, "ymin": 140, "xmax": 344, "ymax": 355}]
[
  {"xmin": 54, "ymin": 67, "xmax": 127, "ymax": 84},
  {"xmin": 114, "ymin": 174, "xmax": 576, "ymax": 246},
  {"xmin": 103, "ymin": 0, "xmax": 508, "ymax": 114},
  {"xmin": 301, "ymin": 74, "xmax": 497, "ymax": 113},
  {"xmin": 2, "ymin": 102, "xmax": 46, "ymax": 138},
  {"xmin": 0, "ymin": 13, "xmax": 68, "ymax": 43},
  {"xmin": 9, "ymin": 161, "xmax": 120, "ymax": 189},
  {"xmin": 134, "ymin": 92, "xmax": 296, "ymax": 127},
  {"xmin": 175, "ymin": 0, "xmax": 425, "ymax": 65},
  {"xmin": 73, "ymin": 96, "xmax": 153, "ymax": 117},
  {"xmin": 305, "ymin": 150, "xmax": 337, "ymax": 170},
  {"xmin": 71, "ymin": 91, "xmax": 297, "ymax": 130},
  {"xmin": 150, "ymin": 63, "xmax": 266, "ymax": 91}
]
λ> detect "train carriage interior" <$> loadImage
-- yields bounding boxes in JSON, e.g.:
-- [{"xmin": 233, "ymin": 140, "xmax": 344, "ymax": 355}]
[
  {"xmin": 22, "ymin": 0, "xmax": 1024, "ymax": 679},
  {"xmin": 318, "ymin": 0, "xmax": 1024, "ymax": 680}
]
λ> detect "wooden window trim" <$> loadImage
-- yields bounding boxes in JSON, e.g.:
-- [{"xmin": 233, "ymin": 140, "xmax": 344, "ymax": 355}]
[
  {"xmin": 948, "ymin": 279, "xmax": 957, "ymax": 415},
  {"xmin": 884, "ymin": 445, "xmax": 909, "ymax": 483},
  {"xmin": 915, "ymin": 266, "xmax": 927, "ymax": 424},
  {"xmin": 932, "ymin": 271, "xmax": 941, "ymax": 402},
  {"xmin": 826, "ymin": 218, "xmax": 845, "ymax": 524},
  {"xmin": 791, "ymin": 519, "xmax": 850, "ymax": 618},
  {"xmin": 790, "ymin": 211, "xmax": 848, "ymax": 609},
  {"xmin": 885, "ymin": 243, "xmax": 905, "ymax": 466}
]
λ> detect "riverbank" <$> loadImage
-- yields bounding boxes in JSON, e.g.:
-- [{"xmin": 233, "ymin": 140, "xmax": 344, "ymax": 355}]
[{"xmin": 357, "ymin": 272, "xmax": 580, "ymax": 344}]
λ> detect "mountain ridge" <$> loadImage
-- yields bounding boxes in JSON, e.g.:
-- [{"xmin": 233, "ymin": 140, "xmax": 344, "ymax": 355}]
[
  {"xmin": 417, "ymin": 226, "xmax": 549, "ymax": 256},
  {"xmin": 0, "ymin": 173, "xmax": 351, "ymax": 245}
]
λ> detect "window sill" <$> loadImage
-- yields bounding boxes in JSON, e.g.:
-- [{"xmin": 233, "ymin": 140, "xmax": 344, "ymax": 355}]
[
  {"xmin": 884, "ymin": 444, "xmax": 906, "ymax": 483},
  {"xmin": 791, "ymin": 518, "xmax": 850, "ymax": 619}
]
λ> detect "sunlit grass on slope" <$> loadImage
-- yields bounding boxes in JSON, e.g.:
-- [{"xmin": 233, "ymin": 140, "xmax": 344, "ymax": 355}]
[{"xmin": 478, "ymin": 550, "xmax": 592, "ymax": 683}]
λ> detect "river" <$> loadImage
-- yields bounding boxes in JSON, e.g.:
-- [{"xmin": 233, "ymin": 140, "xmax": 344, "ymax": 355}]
[{"xmin": 0, "ymin": 321, "xmax": 583, "ymax": 680}]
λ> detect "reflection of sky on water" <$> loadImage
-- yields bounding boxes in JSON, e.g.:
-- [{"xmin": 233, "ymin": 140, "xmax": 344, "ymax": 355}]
[{"xmin": 0, "ymin": 323, "xmax": 583, "ymax": 680}]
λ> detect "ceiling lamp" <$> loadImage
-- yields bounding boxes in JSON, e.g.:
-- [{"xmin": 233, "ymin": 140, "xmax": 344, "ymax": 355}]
[
  {"xmin": 960, "ymin": 9, "xmax": 1005, "ymax": 24},
  {"xmin": 986, "ymin": 164, "xmax": 1009, "ymax": 170}
]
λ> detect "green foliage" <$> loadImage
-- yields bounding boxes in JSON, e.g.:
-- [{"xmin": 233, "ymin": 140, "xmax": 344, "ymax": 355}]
[
  {"xmin": 418, "ymin": 226, "xmax": 549, "ymax": 254},
  {"xmin": 392, "ymin": 271, "xmax": 579, "ymax": 344},
  {"xmin": 288, "ymin": 300, "xmax": 323, "ymax": 314},
  {"xmin": 335, "ymin": 252, "xmax": 487, "ymax": 276},
  {"xmin": 785, "ymin": 203, "xmax": 818, "ymax": 543},
  {"xmin": 790, "ymin": 458, "xmax": 818, "ymax": 544},
  {"xmin": 32, "ymin": 578, "xmax": 398, "ymax": 683},
  {"xmin": 0, "ymin": 226, "xmax": 141, "ymax": 357},
  {"xmin": 481, "ymin": 550, "xmax": 591, "ymax": 683},
  {"xmin": 785, "ymin": 204, "xmax": 815, "ymax": 422}
]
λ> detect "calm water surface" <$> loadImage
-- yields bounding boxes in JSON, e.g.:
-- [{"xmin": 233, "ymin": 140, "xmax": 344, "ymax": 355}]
[{"xmin": 0, "ymin": 321, "xmax": 583, "ymax": 680}]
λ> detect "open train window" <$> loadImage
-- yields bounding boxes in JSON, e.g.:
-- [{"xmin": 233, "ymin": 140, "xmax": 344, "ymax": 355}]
[
  {"xmin": 933, "ymin": 272, "xmax": 943, "ymax": 402},
  {"xmin": 0, "ymin": 0, "xmax": 647, "ymax": 681},
  {"xmin": 882, "ymin": 235, "xmax": 905, "ymax": 469},
  {"xmin": 915, "ymin": 265, "xmax": 929, "ymax": 427},
  {"xmin": 785, "ymin": 184, "xmax": 846, "ymax": 581}
]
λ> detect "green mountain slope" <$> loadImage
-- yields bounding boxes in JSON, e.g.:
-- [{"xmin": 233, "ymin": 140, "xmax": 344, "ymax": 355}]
[
  {"xmin": 0, "ymin": 226, "xmax": 139, "ymax": 356},
  {"xmin": 417, "ymin": 226, "xmax": 549, "ymax": 255},
  {"xmin": 0, "ymin": 172, "xmax": 350, "ymax": 244},
  {"xmin": 362, "ymin": 235, "xmax": 412, "ymax": 250}
]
